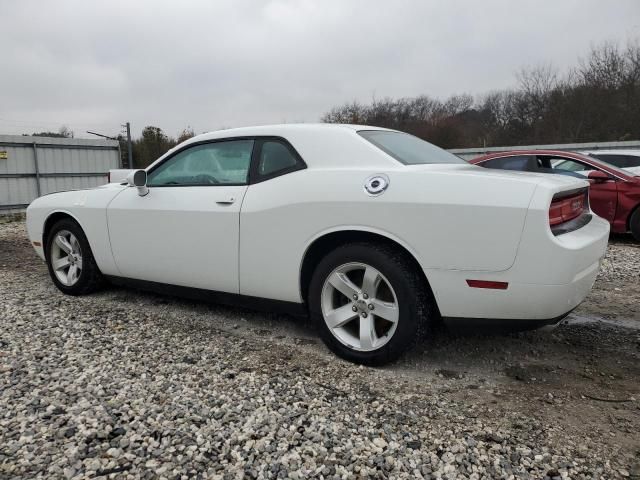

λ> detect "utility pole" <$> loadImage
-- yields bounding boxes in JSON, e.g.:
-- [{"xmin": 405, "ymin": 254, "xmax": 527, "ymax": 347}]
[{"xmin": 125, "ymin": 122, "xmax": 133, "ymax": 169}]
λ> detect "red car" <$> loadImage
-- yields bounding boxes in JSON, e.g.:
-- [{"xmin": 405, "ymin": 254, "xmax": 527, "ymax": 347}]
[{"xmin": 471, "ymin": 150, "xmax": 640, "ymax": 240}]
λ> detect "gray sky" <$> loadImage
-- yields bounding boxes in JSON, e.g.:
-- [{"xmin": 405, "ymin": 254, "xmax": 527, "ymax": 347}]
[{"xmin": 1, "ymin": 0, "xmax": 639, "ymax": 139}]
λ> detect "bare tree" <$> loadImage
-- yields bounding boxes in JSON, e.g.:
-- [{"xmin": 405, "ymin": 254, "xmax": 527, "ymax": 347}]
[
  {"xmin": 177, "ymin": 127, "xmax": 195, "ymax": 144},
  {"xmin": 578, "ymin": 41, "xmax": 626, "ymax": 89},
  {"xmin": 322, "ymin": 37, "xmax": 640, "ymax": 148}
]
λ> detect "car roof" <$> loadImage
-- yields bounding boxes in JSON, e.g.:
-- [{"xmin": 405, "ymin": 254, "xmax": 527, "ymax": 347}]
[
  {"xmin": 582, "ymin": 150, "xmax": 640, "ymax": 156},
  {"xmin": 151, "ymin": 124, "xmax": 401, "ymax": 170},
  {"xmin": 471, "ymin": 149, "xmax": 635, "ymax": 181},
  {"xmin": 471, "ymin": 149, "xmax": 594, "ymax": 163},
  {"xmin": 185, "ymin": 123, "xmax": 394, "ymax": 144}
]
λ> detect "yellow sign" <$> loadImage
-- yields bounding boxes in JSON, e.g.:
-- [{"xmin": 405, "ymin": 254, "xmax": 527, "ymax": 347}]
[{"xmin": 0, "ymin": 151, "xmax": 7, "ymax": 160}]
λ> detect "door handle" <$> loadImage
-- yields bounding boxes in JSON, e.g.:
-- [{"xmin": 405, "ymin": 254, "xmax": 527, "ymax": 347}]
[{"xmin": 216, "ymin": 196, "xmax": 236, "ymax": 205}]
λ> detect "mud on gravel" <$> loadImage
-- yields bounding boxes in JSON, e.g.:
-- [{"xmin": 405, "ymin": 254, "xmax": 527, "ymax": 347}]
[{"xmin": 0, "ymin": 221, "xmax": 639, "ymax": 479}]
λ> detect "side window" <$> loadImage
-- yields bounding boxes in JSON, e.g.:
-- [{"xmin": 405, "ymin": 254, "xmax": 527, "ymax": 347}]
[
  {"xmin": 256, "ymin": 140, "xmax": 303, "ymax": 179},
  {"xmin": 147, "ymin": 140, "xmax": 254, "ymax": 186},
  {"xmin": 482, "ymin": 155, "xmax": 532, "ymax": 171},
  {"xmin": 592, "ymin": 154, "xmax": 640, "ymax": 169},
  {"xmin": 551, "ymin": 158, "xmax": 593, "ymax": 172}
]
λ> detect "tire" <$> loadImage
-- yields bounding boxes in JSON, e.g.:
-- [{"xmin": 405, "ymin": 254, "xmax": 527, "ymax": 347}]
[
  {"xmin": 630, "ymin": 208, "xmax": 640, "ymax": 242},
  {"xmin": 308, "ymin": 242, "xmax": 433, "ymax": 366},
  {"xmin": 45, "ymin": 218, "xmax": 104, "ymax": 295}
]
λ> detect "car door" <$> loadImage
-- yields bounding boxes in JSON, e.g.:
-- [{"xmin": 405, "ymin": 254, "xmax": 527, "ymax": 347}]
[
  {"xmin": 546, "ymin": 156, "xmax": 618, "ymax": 223},
  {"xmin": 107, "ymin": 139, "xmax": 254, "ymax": 293},
  {"xmin": 238, "ymin": 138, "xmax": 307, "ymax": 301}
]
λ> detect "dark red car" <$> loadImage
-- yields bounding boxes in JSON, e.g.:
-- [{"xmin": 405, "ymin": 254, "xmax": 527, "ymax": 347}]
[{"xmin": 471, "ymin": 150, "xmax": 640, "ymax": 240}]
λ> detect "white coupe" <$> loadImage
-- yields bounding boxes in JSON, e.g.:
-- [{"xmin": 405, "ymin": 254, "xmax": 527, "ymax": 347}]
[{"xmin": 26, "ymin": 125, "xmax": 609, "ymax": 364}]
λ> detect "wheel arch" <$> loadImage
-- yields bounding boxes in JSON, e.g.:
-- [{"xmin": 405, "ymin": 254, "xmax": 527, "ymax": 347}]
[
  {"xmin": 42, "ymin": 210, "xmax": 84, "ymax": 250},
  {"xmin": 299, "ymin": 227, "xmax": 440, "ymax": 314}
]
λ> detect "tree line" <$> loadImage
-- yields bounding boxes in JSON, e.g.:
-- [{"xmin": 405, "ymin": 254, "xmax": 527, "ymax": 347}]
[
  {"xmin": 322, "ymin": 39, "xmax": 640, "ymax": 149},
  {"xmin": 126, "ymin": 126, "xmax": 195, "ymax": 168}
]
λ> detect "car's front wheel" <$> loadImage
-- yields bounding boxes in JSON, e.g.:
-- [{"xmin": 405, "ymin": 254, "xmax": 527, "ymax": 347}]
[
  {"xmin": 309, "ymin": 242, "xmax": 432, "ymax": 365},
  {"xmin": 45, "ymin": 218, "xmax": 104, "ymax": 295}
]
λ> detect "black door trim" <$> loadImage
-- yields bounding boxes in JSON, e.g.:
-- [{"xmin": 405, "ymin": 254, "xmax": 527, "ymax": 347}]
[{"xmin": 105, "ymin": 275, "xmax": 308, "ymax": 317}]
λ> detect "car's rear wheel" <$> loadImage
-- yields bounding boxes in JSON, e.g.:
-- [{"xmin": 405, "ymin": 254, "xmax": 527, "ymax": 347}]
[
  {"xmin": 309, "ymin": 242, "xmax": 432, "ymax": 366},
  {"xmin": 45, "ymin": 218, "xmax": 103, "ymax": 295},
  {"xmin": 630, "ymin": 208, "xmax": 640, "ymax": 242}
]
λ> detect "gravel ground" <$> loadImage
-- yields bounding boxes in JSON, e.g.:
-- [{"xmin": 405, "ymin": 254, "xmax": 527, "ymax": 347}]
[{"xmin": 1, "ymin": 221, "xmax": 639, "ymax": 479}]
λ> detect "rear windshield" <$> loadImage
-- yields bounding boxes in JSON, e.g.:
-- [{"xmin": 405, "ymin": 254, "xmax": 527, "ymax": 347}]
[{"xmin": 358, "ymin": 130, "xmax": 466, "ymax": 165}]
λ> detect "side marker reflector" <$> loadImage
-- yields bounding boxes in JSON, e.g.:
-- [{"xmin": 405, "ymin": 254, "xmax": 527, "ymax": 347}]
[{"xmin": 466, "ymin": 280, "xmax": 508, "ymax": 290}]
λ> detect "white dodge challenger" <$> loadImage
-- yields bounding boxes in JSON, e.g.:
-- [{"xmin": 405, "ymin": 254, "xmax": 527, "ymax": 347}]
[{"xmin": 26, "ymin": 124, "xmax": 610, "ymax": 364}]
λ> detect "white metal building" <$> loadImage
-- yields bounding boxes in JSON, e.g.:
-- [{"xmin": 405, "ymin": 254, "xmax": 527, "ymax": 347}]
[{"xmin": 0, "ymin": 135, "xmax": 120, "ymax": 214}]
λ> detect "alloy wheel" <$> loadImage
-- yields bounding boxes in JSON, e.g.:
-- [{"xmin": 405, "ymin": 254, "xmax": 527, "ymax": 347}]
[
  {"xmin": 321, "ymin": 262, "xmax": 399, "ymax": 351},
  {"xmin": 50, "ymin": 230, "xmax": 83, "ymax": 286}
]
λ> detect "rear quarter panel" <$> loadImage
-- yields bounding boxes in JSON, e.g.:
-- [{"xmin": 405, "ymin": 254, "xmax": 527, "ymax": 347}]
[{"xmin": 239, "ymin": 165, "xmax": 537, "ymax": 303}]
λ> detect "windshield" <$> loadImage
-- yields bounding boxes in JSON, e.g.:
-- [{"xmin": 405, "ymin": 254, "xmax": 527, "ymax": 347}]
[{"xmin": 358, "ymin": 130, "xmax": 466, "ymax": 165}]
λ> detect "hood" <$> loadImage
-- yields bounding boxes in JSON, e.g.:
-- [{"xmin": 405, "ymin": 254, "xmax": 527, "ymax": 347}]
[{"xmin": 33, "ymin": 181, "xmax": 126, "ymax": 200}]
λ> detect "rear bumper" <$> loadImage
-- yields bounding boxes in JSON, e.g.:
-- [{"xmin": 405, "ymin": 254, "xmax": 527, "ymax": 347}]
[{"xmin": 425, "ymin": 213, "xmax": 609, "ymax": 321}]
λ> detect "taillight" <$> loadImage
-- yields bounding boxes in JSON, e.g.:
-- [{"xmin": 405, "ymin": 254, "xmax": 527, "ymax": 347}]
[
  {"xmin": 549, "ymin": 188, "xmax": 590, "ymax": 235},
  {"xmin": 466, "ymin": 280, "xmax": 509, "ymax": 290}
]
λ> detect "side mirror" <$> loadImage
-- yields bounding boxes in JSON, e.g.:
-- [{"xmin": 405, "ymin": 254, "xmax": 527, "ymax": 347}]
[
  {"xmin": 126, "ymin": 169, "xmax": 149, "ymax": 196},
  {"xmin": 587, "ymin": 170, "xmax": 610, "ymax": 184}
]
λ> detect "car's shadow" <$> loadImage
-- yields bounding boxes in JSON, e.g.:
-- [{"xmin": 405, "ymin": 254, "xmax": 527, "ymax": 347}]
[
  {"xmin": 102, "ymin": 283, "xmax": 319, "ymax": 344},
  {"xmin": 100, "ymin": 283, "xmax": 639, "ymax": 386}
]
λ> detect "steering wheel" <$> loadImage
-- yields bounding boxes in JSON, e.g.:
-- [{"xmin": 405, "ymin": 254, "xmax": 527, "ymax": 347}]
[{"xmin": 193, "ymin": 174, "xmax": 220, "ymax": 185}]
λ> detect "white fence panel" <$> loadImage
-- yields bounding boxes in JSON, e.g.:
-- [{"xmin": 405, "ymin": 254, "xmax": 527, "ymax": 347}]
[{"xmin": 0, "ymin": 135, "xmax": 120, "ymax": 213}]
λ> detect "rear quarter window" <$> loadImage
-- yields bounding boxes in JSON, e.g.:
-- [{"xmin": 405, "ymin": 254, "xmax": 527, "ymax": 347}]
[{"xmin": 358, "ymin": 130, "xmax": 466, "ymax": 165}]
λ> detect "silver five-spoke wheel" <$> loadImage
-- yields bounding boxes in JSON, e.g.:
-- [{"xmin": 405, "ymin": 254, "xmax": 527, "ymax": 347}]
[
  {"xmin": 50, "ymin": 229, "xmax": 83, "ymax": 286},
  {"xmin": 321, "ymin": 262, "xmax": 399, "ymax": 351}
]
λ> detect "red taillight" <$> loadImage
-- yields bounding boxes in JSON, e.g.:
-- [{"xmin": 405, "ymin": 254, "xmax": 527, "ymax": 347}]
[{"xmin": 549, "ymin": 190, "xmax": 587, "ymax": 227}]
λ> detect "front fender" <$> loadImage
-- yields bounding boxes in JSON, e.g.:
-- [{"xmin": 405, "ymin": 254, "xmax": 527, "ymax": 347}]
[{"xmin": 26, "ymin": 186, "xmax": 126, "ymax": 275}]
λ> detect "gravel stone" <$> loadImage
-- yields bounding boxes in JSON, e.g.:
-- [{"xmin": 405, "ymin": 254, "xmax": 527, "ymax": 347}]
[{"xmin": 1, "ymin": 221, "xmax": 639, "ymax": 478}]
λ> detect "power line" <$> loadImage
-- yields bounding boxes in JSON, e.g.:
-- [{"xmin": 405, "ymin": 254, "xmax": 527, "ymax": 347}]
[{"xmin": 86, "ymin": 131, "xmax": 118, "ymax": 140}]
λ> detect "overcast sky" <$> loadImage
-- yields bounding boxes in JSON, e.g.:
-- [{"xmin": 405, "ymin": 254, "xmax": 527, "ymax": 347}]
[{"xmin": 1, "ymin": 0, "xmax": 639, "ymax": 139}]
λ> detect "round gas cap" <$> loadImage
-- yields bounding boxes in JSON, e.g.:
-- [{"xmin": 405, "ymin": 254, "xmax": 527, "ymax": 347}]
[{"xmin": 364, "ymin": 174, "xmax": 390, "ymax": 196}]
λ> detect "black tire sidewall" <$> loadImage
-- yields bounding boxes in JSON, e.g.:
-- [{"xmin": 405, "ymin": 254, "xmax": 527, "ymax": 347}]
[
  {"xmin": 309, "ymin": 243, "xmax": 427, "ymax": 366},
  {"xmin": 631, "ymin": 208, "xmax": 640, "ymax": 242},
  {"xmin": 45, "ymin": 219, "xmax": 99, "ymax": 295}
]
